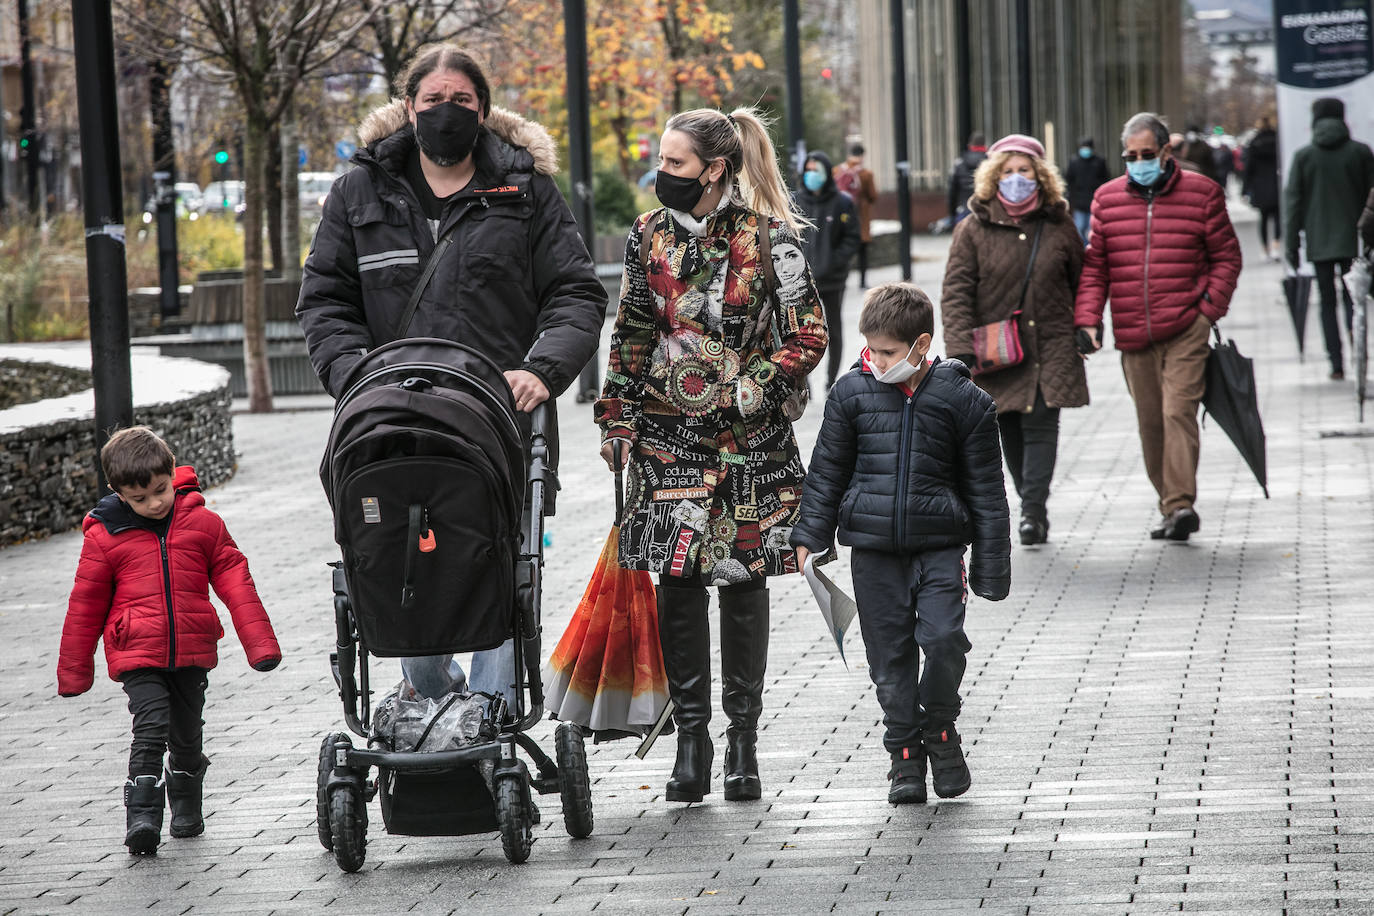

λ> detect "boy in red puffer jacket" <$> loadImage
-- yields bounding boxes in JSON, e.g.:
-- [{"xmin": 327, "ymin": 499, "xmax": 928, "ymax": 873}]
[{"xmin": 57, "ymin": 426, "xmax": 281, "ymax": 855}]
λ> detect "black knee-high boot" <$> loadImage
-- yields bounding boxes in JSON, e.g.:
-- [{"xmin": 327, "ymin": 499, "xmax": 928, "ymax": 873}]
[
  {"xmin": 719, "ymin": 586, "xmax": 768, "ymax": 801},
  {"xmin": 658, "ymin": 583, "xmax": 713, "ymax": 802}
]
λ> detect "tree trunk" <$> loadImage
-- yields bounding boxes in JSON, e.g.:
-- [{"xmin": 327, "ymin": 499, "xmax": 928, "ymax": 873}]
[
  {"xmin": 280, "ymin": 103, "xmax": 302, "ymax": 285},
  {"xmin": 266, "ymin": 123, "xmax": 284, "ymax": 273},
  {"xmin": 242, "ymin": 115, "xmax": 274, "ymax": 413}
]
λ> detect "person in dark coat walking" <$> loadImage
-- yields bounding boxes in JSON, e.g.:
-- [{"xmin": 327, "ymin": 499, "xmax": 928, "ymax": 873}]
[
  {"xmin": 1242, "ymin": 119, "xmax": 1281, "ymax": 261},
  {"xmin": 794, "ymin": 150, "xmax": 862, "ymax": 388},
  {"xmin": 941, "ymin": 133, "xmax": 1088, "ymax": 546},
  {"xmin": 1284, "ymin": 97, "xmax": 1374, "ymax": 380},
  {"xmin": 296, "ymin": 45, "xmax": 608, "ymax": 701},
  {"xmin": 791, "ymin": 283, "xmax": 1010, "ymax": 804},
  {"xmin": 595, "ymin": 106, "xmax": 827, "ymax": 805},
  {"xmin": 1065, "ymin": 136, "xmax": 1111, "ymax": 244},
  {"xmin": 948, "ymin": 132, "xmax": 988, "ymax": 222}
]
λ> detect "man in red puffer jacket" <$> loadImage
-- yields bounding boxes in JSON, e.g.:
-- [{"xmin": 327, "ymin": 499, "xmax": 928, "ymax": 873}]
[
  {"xmin": 1075, "ymin": 112, "xmax": 1242, "ymax": 542},
  {"xmin": 57, "ymin": 427, "xmax": 280, "ymax": 855}
]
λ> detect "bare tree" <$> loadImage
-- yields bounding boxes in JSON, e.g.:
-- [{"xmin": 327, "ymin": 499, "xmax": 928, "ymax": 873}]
[
  {"xmin": 118, "ymin": 0, "xmax": 370, "ymax": 412},
  {"xmin": 351, "ymin": 0, "xmax": 509, "ymax": 92}
]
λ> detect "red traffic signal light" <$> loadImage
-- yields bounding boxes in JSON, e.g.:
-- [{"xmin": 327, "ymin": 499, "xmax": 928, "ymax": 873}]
[{"xmin": 821, "ymin": 67, "xmax": 833, "ymax": 80}]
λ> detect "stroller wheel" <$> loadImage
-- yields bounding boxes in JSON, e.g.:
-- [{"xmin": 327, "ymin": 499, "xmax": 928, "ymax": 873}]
[
  {"xmin": 495, "ymin": 773, "xmax": 533, "ymax": 864},
  {"xmin": 329, "ymin": 783, "xmax": 368, "ymax": 873},
  {"xmin": 555, "ymin": 723, "xmax": 594, "ymax": 839},
  {"xmin": 315, "ymin": 733, "xmax": 348, "ymax": 850}
]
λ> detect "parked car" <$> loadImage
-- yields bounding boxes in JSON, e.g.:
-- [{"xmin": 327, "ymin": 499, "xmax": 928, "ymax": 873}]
[
  {"xmin": 298, "ymin": 172, "xmax": 338, "ymax": 215},
  {"xmin": 203, "ymin": 180, "xmax": 247, "ymax": 218},
  {"xmin": 142, "ymin": 181, "xmax": 207, "ymax": 222},
  {"xmin": 175, "ymin": 182, "xmax": 205, "ymax": 216}
]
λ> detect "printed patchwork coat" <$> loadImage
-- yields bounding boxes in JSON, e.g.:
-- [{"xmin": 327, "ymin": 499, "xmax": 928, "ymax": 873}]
[{"xmin": 595, "ymin": 204, "xmax": 827, "ymax": 583}]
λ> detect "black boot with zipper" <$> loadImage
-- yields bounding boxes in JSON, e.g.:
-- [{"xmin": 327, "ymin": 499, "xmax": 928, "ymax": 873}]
[
  {"xmin": 657, "ymin": 582, "xmax": 713, "ymax": 802},
  {"xmin": 124, "ymin": 774, "xmax": 164, "ymax": 855},
  {"xmin": 165, "ymin": 754, "xmax": 210, "ymax": 838},
  {"xmin": 719, "ymin": 585, "xmax": 769, "ymax": 801}
]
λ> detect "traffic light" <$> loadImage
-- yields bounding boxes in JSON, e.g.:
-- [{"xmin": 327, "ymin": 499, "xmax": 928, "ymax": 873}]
[
  {"xmin": 820, "ymin": 67, "xmax": 833, "ymax": 80},
  {"xmin": 214, "ymin": 150, "xmax": 229, "ymax": 165}
]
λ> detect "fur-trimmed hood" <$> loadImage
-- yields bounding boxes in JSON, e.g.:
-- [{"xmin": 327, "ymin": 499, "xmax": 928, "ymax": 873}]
[{"xmin": 356, "ymin": 99, "xmax": 558, "ymax": 176}]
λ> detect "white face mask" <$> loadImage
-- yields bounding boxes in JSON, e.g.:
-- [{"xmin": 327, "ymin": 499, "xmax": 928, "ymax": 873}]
[{"xmin": 873, "ymin": 342, "xmax": 923, "ymax": 385}]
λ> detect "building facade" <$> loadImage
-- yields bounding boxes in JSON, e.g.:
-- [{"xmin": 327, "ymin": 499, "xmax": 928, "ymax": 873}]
[{"xmin": 858, "ymin": 0, "xmax": 1184, "ymax": 198}]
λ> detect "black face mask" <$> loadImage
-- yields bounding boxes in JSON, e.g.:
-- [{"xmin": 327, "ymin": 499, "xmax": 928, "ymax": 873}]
[
  {"xmin": 414, "ymin": 101, "xmax": 482, "ymax": 167},
  {"xmin": 655, "ymin": 165, "xmax": 709, "ymax": 213}
]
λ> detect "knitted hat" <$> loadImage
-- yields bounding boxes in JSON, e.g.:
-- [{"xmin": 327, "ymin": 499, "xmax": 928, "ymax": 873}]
[
  {"xmin": 1312, "ymin": 97, "xmax": 1345, "ymax": 123},
  {"xmin": 988, "ymin": 133, "xmax": 1046, "ymax": 160}
]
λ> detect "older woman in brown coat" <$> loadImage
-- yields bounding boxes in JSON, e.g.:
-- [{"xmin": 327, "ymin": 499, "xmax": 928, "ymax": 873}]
[{"xmin": 940, "ymin": 133, "xmax": 1088, "ymax": 545}]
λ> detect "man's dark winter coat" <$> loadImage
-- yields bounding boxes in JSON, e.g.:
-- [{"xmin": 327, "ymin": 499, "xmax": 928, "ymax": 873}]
[
  {"xmin": 948, "ymin": 148, "xmax": 987, "ymax": 218},
  {"xmin": 1065, "ymin": 152, "xmax": 1111, "ymax": 212},
  {"xmin": 297, "ymin": 101, "xmax": 607, "ymax": 398},
  {"xmin": 790, "ymin": 358, "xmax": 1011, "ymax": 600},
  {"xmin": 1284, "ymin": 117, "xmax": 1374, "ymax": 264}
]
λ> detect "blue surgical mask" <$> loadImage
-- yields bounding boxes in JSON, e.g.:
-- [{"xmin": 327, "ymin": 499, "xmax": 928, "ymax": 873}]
[
  {"xmin": 998, "ymin": 173, "xmax": 1038, "ymax": 203},
  {"xmin": 1127, "ymin": 158, "xmax": 1162, "ymax": 187},
  {"xmin": 802, "ymin": 170, "xmax": 826, "ymax": 193},
  {"xmin": 1078, "ymin": 146, "xmax": 1093, "ymax": 159}
]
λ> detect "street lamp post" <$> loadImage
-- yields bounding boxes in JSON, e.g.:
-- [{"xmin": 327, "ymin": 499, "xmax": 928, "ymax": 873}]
[
  {"xmin": 783, "ymin": 0, "xmax": 805, "ymax": 180},
  {"xmin": 890, "ymin": 0, "xmax": 912, "ymax": 280},
  {"xmin": 72, "ymin": 0, "xmax": 134, "ymax": 486},
  {"xmin": 564, "ymin": 0, "xmax": 601, "ymax": 402}
]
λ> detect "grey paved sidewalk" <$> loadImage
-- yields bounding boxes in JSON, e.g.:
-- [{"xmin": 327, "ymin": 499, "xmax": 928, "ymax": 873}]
[{"xmin": 3, "ymin": 218, "xmax": 1373, "ymax": 915}]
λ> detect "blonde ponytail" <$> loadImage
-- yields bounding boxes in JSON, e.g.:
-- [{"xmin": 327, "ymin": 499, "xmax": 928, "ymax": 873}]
[
  {"xmin": 729, "ymin": 108, "xmax": 811, "ymax": 235},
  {"xmin": 663, "ymin": 106, "xmax": 811, "ymax": 236}
]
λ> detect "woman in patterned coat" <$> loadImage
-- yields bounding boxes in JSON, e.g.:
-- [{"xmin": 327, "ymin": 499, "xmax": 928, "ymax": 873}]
[{"xmin": 594, "ymin": 107, "xmax": 827, "ymax": 805}]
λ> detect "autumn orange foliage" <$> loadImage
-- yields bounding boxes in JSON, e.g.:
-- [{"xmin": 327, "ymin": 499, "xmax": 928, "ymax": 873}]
[{"xmin": 502, "ymin": 1, "xmax": 763, "ymax": 180}]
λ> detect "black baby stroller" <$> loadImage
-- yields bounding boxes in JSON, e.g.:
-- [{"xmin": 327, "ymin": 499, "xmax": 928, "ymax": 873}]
[{"xmin": 315, "ymin": 338, "xmax": 592, "ymax": 873}]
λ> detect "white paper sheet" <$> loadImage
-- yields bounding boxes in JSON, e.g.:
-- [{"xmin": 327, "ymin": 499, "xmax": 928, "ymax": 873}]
[{"xmin": 803, "ymin": 549, "xmax": 858, "ymax": 667}]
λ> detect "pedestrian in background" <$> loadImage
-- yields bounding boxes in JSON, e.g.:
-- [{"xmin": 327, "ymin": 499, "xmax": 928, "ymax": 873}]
[
  {"xmin": 1065, "ymin": 136, "xmax": 1110, "ymax": 244},
  {"xmin": 795, "ymin": 150, "xmax": 862, "ymax": 388},
  {"xmin": 1242, "ymin": 118, "xmax": 1281, "ymax": 261},
  {"xmin": 57, "ymin": 427, "xmax": 281, "ymax": 855},
  {"xmin": 1176, "ymin": 126, "xmax": 1218, "ymax": 183},
  {"xmin": 1076, "ymin": 112, "xmax": 1242, "ymax": 542},
  {"xmin": 1283, "ymin": 97, "xmax": 1374, "ymax": 381},
  {"xmin": 595, "ymin": 106, "xmax": 826, "ymax": 805},
  {"xmin": 948, "ymin": 132, "xmax": 988, "ymax": 224},
  {"xmin": 941, "ymin": 133, "xmax": 1088, "ymax": 546},
  {"xmin": 791, "ymin": 282, "xmax": 1010, "ymax": 805},
  {"xmin": 834, "ymin": 143, "xmax": 879, "ymax": 288}
]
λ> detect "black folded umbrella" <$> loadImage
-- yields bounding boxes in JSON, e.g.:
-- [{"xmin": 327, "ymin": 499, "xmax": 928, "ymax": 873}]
[
  {"xmin": 1282, "ymin": 274, "xmax": 1312, "ymax": 358},
  {"xmin": 1203, "ymin": 326, "xmax": 1269, "ymax": 498}
]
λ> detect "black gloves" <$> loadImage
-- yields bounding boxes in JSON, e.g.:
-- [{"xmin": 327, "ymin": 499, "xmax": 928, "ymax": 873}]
[{"xmin": 1074, "ymin": 327, "xmax": 1099, "ymax": 355}]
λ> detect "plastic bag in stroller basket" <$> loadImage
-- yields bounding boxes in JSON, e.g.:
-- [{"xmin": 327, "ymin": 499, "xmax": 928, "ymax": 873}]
[{"xmin": 369, "ymin": 679, "xmax": 506, "ymax": 753}]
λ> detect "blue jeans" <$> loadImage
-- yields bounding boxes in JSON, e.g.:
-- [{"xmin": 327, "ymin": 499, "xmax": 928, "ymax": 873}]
[
  {"xmin": 1073, "ymin": 209, "xmax": 1091, "ymax": 245},
  {"xmin": 401, "ymin": 641, "xmax": 516, "ymax": 705}
]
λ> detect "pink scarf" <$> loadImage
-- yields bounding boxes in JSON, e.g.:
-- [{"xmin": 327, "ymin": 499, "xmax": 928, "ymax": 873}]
[{"xmin": 997, "ymin": 189, "xmax": 1041, "ymax": 221}]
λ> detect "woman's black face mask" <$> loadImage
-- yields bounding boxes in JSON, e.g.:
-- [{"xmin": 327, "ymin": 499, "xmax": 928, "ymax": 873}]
[
  {"xmin": 655, "ymin": 164, "xmax": 709, "ymax": 212},
  {"xmin": 414, "ymin": 101, "xmax": 481, "ymax": 167}
]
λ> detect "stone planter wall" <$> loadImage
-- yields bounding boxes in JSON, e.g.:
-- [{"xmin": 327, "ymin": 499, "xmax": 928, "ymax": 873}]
[{"xmin": 0, "ymin": 349, "xmax": 236, "ymax": 546}]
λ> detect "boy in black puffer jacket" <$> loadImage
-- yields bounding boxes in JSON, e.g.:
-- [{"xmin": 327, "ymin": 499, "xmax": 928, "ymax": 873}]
[{"xmin": 791, "ymin": 283, "xmax": 1011, "ymax": 804}]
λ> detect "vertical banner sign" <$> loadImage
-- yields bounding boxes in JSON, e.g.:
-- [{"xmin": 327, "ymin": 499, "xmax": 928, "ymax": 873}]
[{"xmin": 1273, "ymin": 1, "xmax": 1374, "ymax": 186}]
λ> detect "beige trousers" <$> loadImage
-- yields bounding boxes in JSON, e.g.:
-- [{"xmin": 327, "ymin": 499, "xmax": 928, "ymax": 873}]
[{"xmin": 1120, "ymin": 312, "xmax": 1211, "ymax": 515}]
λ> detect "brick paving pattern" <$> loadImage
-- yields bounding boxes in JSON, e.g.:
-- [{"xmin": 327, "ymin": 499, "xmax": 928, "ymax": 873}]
[{"xmin": 2, "ymin": 215, "xmax": 1372, "ymax": 914}]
